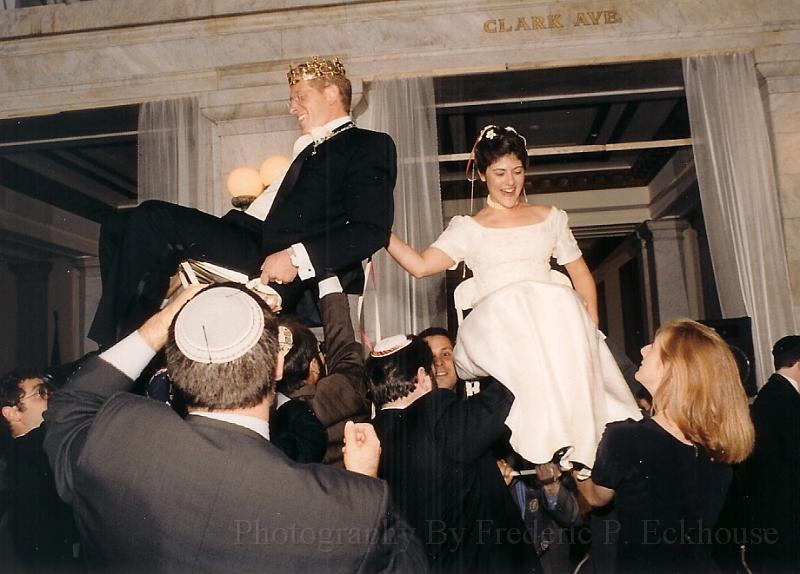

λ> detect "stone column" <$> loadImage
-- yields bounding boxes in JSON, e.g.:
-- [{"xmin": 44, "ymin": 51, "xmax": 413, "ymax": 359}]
[
  {"xmin": 8, "ymin": 261, "xmax": 52, "ymax": 368},
  {"xmin": 638, "ymin": 218, "xmax": 692, "ymax": 327},
  {"xmin": 761, "ymin": 61, "xmax": 800, "ymax": 327},
  {"xmin": 72, "ymin": 256, "xmax": 101, "ymax": 355}
]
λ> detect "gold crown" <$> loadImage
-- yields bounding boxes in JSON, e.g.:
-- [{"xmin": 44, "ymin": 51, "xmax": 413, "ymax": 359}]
[{"xmin": 287, "ymin": 56, "xmax": 346, "ymax": 85}]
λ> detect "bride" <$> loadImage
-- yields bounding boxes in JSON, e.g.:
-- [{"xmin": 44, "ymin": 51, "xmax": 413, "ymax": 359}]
[{"xmin": 386, "ymin": 124, "xmax": 641, "ymax": 469}]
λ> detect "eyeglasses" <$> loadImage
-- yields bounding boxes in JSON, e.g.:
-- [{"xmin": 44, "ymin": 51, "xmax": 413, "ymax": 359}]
[
  {"xmin": 286, "ymin": 90, "xmax": 311, "ymax": 110},
  {"xmin": 18, "ymin": 384, "xmax": 51, "ymax": 404}
]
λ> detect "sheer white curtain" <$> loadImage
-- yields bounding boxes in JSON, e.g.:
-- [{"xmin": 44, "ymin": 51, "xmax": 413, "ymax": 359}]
[
  {"xmin": 358, "ymin": 77, "xmax": 446, "ymax": 340},
  {"xmin": 138, "ymin": 97, "xmax": 220, "ymax": 214},
  {"xmin": 683, "ymin": 52, "xmax": 797, "ymax": 385}
]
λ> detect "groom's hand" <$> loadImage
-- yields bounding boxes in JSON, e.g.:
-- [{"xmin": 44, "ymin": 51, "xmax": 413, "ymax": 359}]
[{"xmin": 260, "ymin": 249, "xmax": 299, "ymax": 285}]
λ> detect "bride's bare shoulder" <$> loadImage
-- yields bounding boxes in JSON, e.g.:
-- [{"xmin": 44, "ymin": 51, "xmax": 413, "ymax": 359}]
[{"xmin": 521, "ymin": 203, "xmax": 553, "ymax": 222}]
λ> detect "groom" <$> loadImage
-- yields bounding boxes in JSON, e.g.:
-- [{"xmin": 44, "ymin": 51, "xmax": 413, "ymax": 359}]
[{"xmin": 89, "ymin": 56, "xmax": 397, "ymax": 347}]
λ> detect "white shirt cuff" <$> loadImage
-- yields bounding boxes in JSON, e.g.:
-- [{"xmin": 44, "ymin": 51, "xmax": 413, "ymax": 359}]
[
  {"xmin": 318, "ymin": 276, "xmax": 343, "ymax": 299},
  {"xmin": 99, "ymin": 331, "xmax": 157, "ymax": 381},
  {"xmin": 290, "ymin": 243, "xmax": 315, "ymax": 280}
]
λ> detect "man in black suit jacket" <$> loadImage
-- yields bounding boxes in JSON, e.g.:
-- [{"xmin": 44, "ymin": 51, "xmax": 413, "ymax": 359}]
[
  {"xmin": 44, "ymin": 285, "xmax": 425, "ymax": 573},
  {"xmin": 1, "ymin": 370, "xmax": 83, "ymax": 572},
  {"xmin": 748, "ymin": 335, "xmax": 800, "ymax": 573},
  {"xmin": 89, "ymin": 56, "xmax": 397, "ymax": 346},
  {"xmin": 365, "ymin": 335, "xmax": 535, "ymax": 573}
]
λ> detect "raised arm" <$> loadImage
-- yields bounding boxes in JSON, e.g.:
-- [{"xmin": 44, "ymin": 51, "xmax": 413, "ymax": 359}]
[
  {"xmin": 386, "ymin": 233, "xmax": 455, "ymax": 279},
  {"xmin": 312, "ymin": 288, "xmax": 370, "ymax": 431},
  {"xmin": 573, "ymin": 474, "xmax": 615, "ymax": 508},
  {"xmin": 319, "ymin": 288, "xmax": 362, "ymax": 381},
  {"xmin": 43, "ymin": 286, "xmax": 202, "ymax": 504},
  {"xmin": 564, "ymin": 256, "xmax": 599, "ymax": 326},
  {"xmin": 434, "ymin": 377, "xmax": 514, "ymax": 462}
]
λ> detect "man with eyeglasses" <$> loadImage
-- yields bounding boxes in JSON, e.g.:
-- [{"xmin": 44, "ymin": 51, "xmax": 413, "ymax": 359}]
[
  {"xmin": 0, "ymin": 369, "xmax": 83, "ymax": 572},
  {"xmin": 89, "ymin": 55, "xmax": 397, "ymax": 348},
  {"xmin": 1, "ymin": 372, "xmax": 51, "ymax": 439}
]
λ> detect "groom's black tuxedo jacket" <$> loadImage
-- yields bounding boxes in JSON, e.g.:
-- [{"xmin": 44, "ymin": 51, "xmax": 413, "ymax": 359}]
[
  {"xmin": 42, "ymin": 356, "xmax": 425, "ymax": 573},
  {"xmin": 88, "ymin": 125, "xmax": 396, "ymax": 346},
  {"xmin": 260, "ymin": 126, "xmax": 396, "ymax": 276}
]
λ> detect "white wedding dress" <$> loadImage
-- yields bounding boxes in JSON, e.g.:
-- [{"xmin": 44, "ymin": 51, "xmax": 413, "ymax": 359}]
[{"xmin": 432, "ymin": 207, "xmax": 642, "ymax": 469}]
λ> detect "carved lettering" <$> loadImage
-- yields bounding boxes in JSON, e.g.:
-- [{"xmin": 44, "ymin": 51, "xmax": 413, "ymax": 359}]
[
  {"xmin": 482, "ymin": 10, "xmax": 622, "ymax": 33},
  {"xmin": 574, "ymin": 12, "xmax": 589, "ymax": 26}
]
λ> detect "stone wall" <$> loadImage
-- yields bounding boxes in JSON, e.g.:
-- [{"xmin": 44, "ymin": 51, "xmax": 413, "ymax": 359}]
[{"xmin": 762, "ymin": 56, "xmax": 800, "ymax": 323}]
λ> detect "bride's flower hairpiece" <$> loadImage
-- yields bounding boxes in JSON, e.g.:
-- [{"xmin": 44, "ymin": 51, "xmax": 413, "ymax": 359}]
[
  {"xmin": 478, "ymin": 125, "xmax": 527, "ymax": 146},
  {"xmin": 480, "ymin": 125, "xmax": 498, "ymax": 141},
  {"xmin": 466, "ymin": 125, "xmax": 499, "ymax": 184}
]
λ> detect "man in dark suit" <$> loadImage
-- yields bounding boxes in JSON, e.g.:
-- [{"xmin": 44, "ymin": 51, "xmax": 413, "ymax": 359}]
[
  {"xmin": 1, "ymin": 370, "xmax": 83, "ymax": 572},
  {"xmin": 43, "ymin": 285, "xmax": 425, "ymax": 573},
  {"xmin": 748, "ymin": 335, "xmax": 800, "ymax": 573},
  {"xmin": 275, "ymin": 275, "xmax": 371, "ymax": 466},
  {"xmin": 89, "ymin": 56, "xmax": 397, "ymax": 347},
  {"xmin": 365, "ymin": 335, "xmax": 535, "ymax": 573}
]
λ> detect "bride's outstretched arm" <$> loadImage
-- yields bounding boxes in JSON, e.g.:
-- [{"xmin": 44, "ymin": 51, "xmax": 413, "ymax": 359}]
[
  {"xmin": 565, "ymin": 256, "xmax": 599, "ymax": 326},
  {"xmin": 386, "ymin": 233, "xmax": 455, "ymax": 279}
]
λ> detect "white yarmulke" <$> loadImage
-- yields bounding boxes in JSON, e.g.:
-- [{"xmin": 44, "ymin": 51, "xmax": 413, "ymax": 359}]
[
  {"xmin": 174, "ymin": 286, "xmax": 265, "ymax": 364},
  {"xmin": 370, "ymin": 335, "xmax": 412, "ymax": 358}
]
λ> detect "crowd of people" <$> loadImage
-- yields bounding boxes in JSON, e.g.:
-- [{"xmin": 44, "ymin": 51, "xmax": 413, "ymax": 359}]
[{"xmin": 1, "ymin": 55, "xmax": 798, "ymax": 574}]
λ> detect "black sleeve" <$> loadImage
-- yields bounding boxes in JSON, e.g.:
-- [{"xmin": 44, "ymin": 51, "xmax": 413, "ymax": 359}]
[
  {"xmin": 433, "ymin": 377, "xmax": 515, "ymax": 462},
  {"xmin": 270, "ymin": 400, "xmax": 327, "ymax": 464},
  {"xmin": 544, "ymin": 481, "xmax": 583, "ymax": 528},
  {"xmin": 591, "ymin": 421, "xmax": 636, "ymax": 490},
  {"xmin": 303, "ymin": 132, "xmax": 397, "ymax": 273}
]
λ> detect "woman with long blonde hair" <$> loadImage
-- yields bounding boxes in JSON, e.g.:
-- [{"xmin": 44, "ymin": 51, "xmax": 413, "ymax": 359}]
[{"xmin": 577, "ymin": 319, "xmax": 754, "ymax": 573}]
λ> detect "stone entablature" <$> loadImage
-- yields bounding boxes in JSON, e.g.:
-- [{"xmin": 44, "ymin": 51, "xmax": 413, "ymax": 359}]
[{"xmin": 1, "ymin": 0, "xmax": 799, "ymax": 117}]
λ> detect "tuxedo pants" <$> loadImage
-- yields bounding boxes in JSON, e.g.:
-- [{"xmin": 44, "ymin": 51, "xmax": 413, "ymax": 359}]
[{"xmin": 88, "ymin": 200, "xmax": 303, "ymax": 347}]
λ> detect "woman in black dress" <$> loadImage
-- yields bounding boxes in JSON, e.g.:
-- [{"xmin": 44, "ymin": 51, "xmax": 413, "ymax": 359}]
[{"xmin": 576, "ymin": 319, "xmax": 754, "ymax": 573}]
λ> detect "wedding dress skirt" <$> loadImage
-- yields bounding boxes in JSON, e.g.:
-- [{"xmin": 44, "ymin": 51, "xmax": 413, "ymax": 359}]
[{"xmin": 454, "ymin": 279, "xmax": 642, "ymax": 469}]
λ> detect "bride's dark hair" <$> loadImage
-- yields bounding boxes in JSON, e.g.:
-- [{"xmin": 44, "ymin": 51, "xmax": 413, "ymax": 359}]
[{"xmin": 474, "ymin": 125, "xmax": 529, "ymax": 173}]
